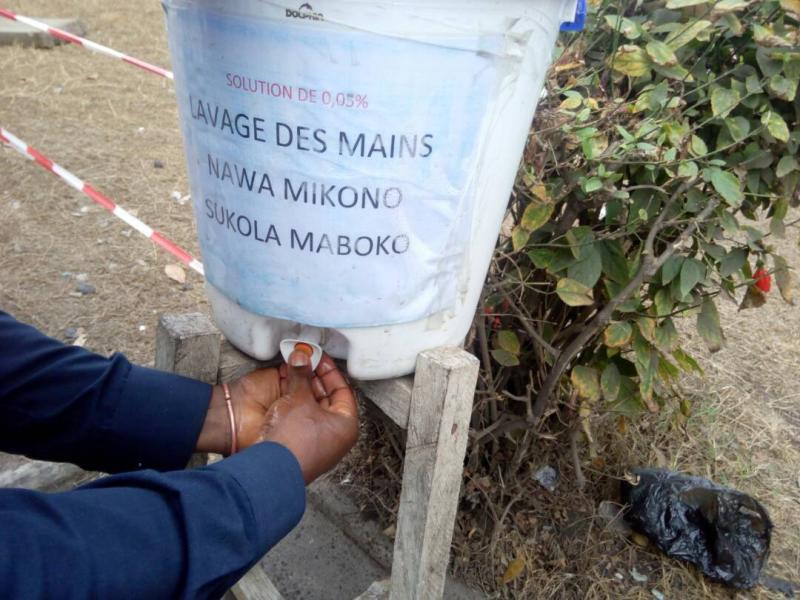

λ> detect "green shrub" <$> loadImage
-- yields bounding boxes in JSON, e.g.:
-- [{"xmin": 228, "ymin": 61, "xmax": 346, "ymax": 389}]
[{"xmin": 480, "ymin": 0, "xmax": 798, "ymax": 464}]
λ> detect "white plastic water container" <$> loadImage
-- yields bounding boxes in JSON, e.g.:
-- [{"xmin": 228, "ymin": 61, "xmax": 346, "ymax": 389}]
[{"xmin": 163, "ymin": 0, "xmax": 578, "ymax": 380}]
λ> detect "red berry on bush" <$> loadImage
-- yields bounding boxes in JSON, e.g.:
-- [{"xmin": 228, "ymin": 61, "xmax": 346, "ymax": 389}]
[{"xmin": 754, "ymin": 267, "xmax": 772, "ymax": 293}]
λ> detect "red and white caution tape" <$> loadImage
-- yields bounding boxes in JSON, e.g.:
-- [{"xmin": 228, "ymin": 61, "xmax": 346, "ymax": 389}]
[
  {"xmin": 0, "ymin": 126, "xmax": 203, "ymax": 276},
  {"xmin": 0, "ymin": 9, "xmax": 173, "ymax": 80}
]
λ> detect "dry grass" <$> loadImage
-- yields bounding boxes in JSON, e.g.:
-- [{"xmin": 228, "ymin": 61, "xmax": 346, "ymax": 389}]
[
  {"xmin": 0, "ymin": 0, "xmax": 206, "ymax": 362},
  {"xmin": 1, "ymin": 3, "xmax": 798, "ymax": 599}
]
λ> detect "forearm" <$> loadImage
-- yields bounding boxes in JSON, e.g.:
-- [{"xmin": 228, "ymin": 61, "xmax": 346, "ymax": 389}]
[
  {"xmin": 0, "ymin": 442, "xmax": 305, "ymax": 599},
  {"xmin": 0, "ymin": 310, "xmax": 211, "ymax": 473}
]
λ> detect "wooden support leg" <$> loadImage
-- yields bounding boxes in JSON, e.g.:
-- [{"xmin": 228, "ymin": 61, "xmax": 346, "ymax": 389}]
[
  {"xmin": 389, "ymin": 347, "xmax": 479, "ymax": 600},
  {"xmin": 155, "ymin": 313, "xmax": 222, "ymax": 468}
]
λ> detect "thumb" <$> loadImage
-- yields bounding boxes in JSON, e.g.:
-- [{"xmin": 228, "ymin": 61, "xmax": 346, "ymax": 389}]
[{"xmin": 286, "ymin": 348, "xmax": 314, "ymax": 396}]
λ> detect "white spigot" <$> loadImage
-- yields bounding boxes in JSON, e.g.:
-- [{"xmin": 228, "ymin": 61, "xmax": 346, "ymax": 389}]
[{"xmin": 279, "ymin": 326, "xmax": 323, "ymax": 371}]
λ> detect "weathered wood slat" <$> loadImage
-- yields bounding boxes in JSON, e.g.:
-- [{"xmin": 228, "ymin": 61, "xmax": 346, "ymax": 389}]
[
  {"xmin": 389, "ymin": 348, "xmax": 479, "ymax": 600},
  {"xmin": 155, "ymin": 313, "xmax": 221, "ymax": 384},
  {"xmin": 230, "ymin": 566, "xmax": 284, "ymax": 600},
  {"xmin": 356, "ymin": 376, "xmax": 413, "ymax": 430},
  {"xmin": 0, "ymin": 459, "xmax": 86, "ymax": 491}
]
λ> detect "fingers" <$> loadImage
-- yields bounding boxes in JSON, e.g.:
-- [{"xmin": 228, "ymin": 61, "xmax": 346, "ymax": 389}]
[
  {"xmin": 315, "ymin": 355, "xmax": 358, "ymax": 419},
  {"xmin": 280, "ymin": 368, "xmax": 327, "ymax": 401},
  {"xmin": 285, "ymin": 349, "xmax": 314, "ymax": 397}
]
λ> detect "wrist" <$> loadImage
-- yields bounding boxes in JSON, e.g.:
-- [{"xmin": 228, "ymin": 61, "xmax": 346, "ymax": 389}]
[{"xmin": 195, "ymin": 385, "xmax": 232, "ymax": 455}]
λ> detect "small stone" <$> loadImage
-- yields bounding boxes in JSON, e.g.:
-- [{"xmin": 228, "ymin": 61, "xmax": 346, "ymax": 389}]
[
  {"xmin": 533, "ymin": 465, "xmax": 559, "ymax": 492},
  {"xmin": 153, "ymin": 160, "xmax": 165, "ymax": 169},
  {"xmin": 11, "ymin": 201, "xmax": 20, "ymax": 210},
  {"xmin": 75, "ymin": 273, "xmax": 88, "ymax": 282},
  {"xmin": 138, "ymin": 325, "xmax": 147, "ymax": 332},
  {"xmin": 630, "ymin": 567, "xmax": 648, "ymax": 583},
  {"xmin": 76, "ymin": 283, "xmax": 96, "ymax": 295},
  {"xmin": 652, "ymin": 590, "xmax": 664, "ymax": 600},
  {"xmin": 63, "ymin": 327, "xmax": 79, "ymax": 341}
]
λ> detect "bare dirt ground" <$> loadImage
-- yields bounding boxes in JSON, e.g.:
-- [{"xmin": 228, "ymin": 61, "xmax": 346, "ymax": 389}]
[{"xmin": 1, "ymin": 3, "xmax": 798, "ymax": 599}]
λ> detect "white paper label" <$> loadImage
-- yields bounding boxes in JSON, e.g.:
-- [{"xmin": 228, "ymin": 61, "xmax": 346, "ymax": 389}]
[{"xmin": 167, "ymin": 5, "xmax": 499, "ymax": 327}]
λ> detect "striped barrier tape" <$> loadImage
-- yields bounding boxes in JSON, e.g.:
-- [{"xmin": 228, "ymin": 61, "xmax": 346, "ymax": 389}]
[
  {"xmin": 0, "ymin": 126, "xmax": 203, "ymax": 276},
  {"xmin": 0, "ymin": 9, "xmax": 173, "ymax": 80}
]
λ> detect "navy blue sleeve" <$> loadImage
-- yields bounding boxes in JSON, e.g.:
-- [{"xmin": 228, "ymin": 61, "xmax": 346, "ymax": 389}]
[
  {"xmin": 0, "ymin": 310, "xmax": 211, "ymax": 473},
  {"xmin": 0, "ymin": 442, "xmax": 306, "ymax": 599}
]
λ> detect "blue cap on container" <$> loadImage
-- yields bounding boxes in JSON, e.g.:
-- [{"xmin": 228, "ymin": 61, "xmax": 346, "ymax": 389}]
[{"xmin": 561, "ymin": 0, "xmax": 586, "ymax": 31}]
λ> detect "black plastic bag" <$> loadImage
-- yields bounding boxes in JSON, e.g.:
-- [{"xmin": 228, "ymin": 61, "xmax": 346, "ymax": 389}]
[{"xmin": 621, "ymin": 468, "xmax": 772, "ymax": 589}]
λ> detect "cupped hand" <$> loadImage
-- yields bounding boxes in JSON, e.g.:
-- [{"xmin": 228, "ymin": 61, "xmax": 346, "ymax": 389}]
[
  {"xmin": 258, "ymin": 350, "xmax": 359, "ymax": 484},
  {"xmin": 196, "ymin": 355, "xmax": 343, "ymax": 455}
]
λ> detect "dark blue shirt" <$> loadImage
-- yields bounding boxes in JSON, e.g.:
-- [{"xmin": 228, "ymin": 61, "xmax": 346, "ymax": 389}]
[{"xmin": 0, "ymin": 310, "xmax": 305, "ymax": 598}]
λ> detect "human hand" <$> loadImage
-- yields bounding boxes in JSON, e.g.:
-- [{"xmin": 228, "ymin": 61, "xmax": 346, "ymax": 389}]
[
  {"xmin": 258, "ymin": 350, "xmax": 359, "ymax": 484},
  {"xmin": 195, "ymin": 356, "xmax": 342, "ymax": 455}
]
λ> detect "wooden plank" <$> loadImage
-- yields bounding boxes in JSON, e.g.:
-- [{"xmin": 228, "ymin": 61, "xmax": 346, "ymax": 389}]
[
  {"xmin": 218, "ymin": 340, "xmax": 274, "ymax": 383},
  {"xmin": 356, "ymin": 377, "xmax": 413, "ymax": 430},
  {"xmin": 155, "ymin": 313, "xmax": 222, "ymax": 469},
  {"xmin": 0, "ymin": 459, "xmax": 87, "ymax": 491},
  {"xmin": 355, "ymin": 580, "xmax": 391, "ymax": 600},
  {"xmin": 155, "ymin": 313, "xmax": 221, "ymax": 384},
  {"xmin": 389, "ymin": 348, "xmax": 479, "ymax": 600},
  {"xmin": 230, "ymin": 565, "xmax": 284, "ymax": 600}
]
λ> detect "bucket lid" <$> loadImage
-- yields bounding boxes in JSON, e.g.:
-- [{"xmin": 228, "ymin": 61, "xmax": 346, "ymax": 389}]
[{"xmin": 560, "ymin": 0, "xmax": 586, "ymax": 31}]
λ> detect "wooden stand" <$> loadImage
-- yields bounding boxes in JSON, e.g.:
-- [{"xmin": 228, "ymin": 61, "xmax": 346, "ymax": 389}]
[{"xmin": 155, "ymin": 314, "xmax": 479, "ymax": 600}]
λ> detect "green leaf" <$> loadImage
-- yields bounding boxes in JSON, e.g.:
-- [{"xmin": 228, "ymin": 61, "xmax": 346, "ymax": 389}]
[
  {"xmin": 611, "ymin": 45, "xmax": 652, "ymax": 77},
  {"xmin": 680, "ymin": 258, "xmax": 707, "ymax": 297},
  {"xmin": 633, "ymin": 333, "xmax": 659, "ymax": 408},
  {"xmin": 527, "ymin": 248, "xmax": 554, "ymax": 270},
  {"xmin": 713, "ymin": 0, "xmax": 750, "ymax": 14},
  {"xmin": 521, "ymin": 203, "xmax": 554, "ymax": 233},
  {"xmin": 491, "ymin": 349, "xmax": 520, "ymax": 367},
  {"xmin": 646, "ymin": 41, "xmax": 679, "ymax": 67},
  {"xmin": 582, "ymin": 177, "xmax": 603, "ymax": 194},
  {"xmin": 512, "ymin": 226, "xmax": 531, "ymax": 251},
  {"xmin": 697, "ymin": 299, "xmax": 725, "ymax": 352},
  {"xmin": 776, "ymin": 155, "xmax": 799, "ymax": 178},
  {"xmin": 666, "ymin": 19, "xmax": 712, "ymax": 50},
  {"xmin": 604, "ymin": 322, "xmax": 633, "ymax": 348},
  {"xmin": 768, "ymin": 74, "xmax": 797, "ymax": 102},
  {"xmin": 655, "ymin": 317, "xmax": 679, "ymax": 352},
  {"xmin": 689, "ymin": 135, "xmax": 708, "ymax": 157},
  {"xmin": 762, "ymin": 110, "xmax": 790, "ymax": 142},
  {"xmin": 710, "ymin": 85, "xmax": 740, "ymax": 117},
  {"xmin": 559, "ymin": 92, "xmax": 583, "ymax": 111},
  {"xmin": 654, "ymin": 288, "xmax": 673, "ymax": 317},
  {"xmin": 709, "ymin": 168, "xmax": 744, "ymax": 207},
  {"xmin": 497, "ymin": 330, "xmax": 521, "ymax": 355},
  {"xmin": 598, "ymin": 240, "xmax": 630, "ymax": 284},
  {"xmin": 601, "ymin": 363, "xmax": 622, "ymax": 402},
  {"xmin": 556, "ymin": 278, "xmax": 594, "ymax": 307},
  {"xmin": 673, "ymin": 348, "xmax": 704, "ymax": 374},
  {"xmin": 565, "ymin": 227, "xmax": 595, "ymax": 259},
  {"xmin": 571, "ymin": 366, "xmax": 601, "ymax": 402},
  {"xmin": 678, "ymin": 161, "xmax": 699, "ymax": 179},
  {"xmin": 568, "ymin": 244, "xmax": 603, "ymax": 288},
  {"xmin": 661, "ymin": 256, "xmax": 685, "ymax": 285},
  {"xmin": 604, "ymin": 15, "xmax": 641, "ymax": 40},
  {"xmin": 636, "ymin": 317, "xmax": 657, "ymax": 345},
  {"xmin": 725, "ymin": 116, "xmax": 750, "ymax": 142},
  {"xmin": 720, "ymin": 248, "xmax": 747, "ymax": 277}
]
